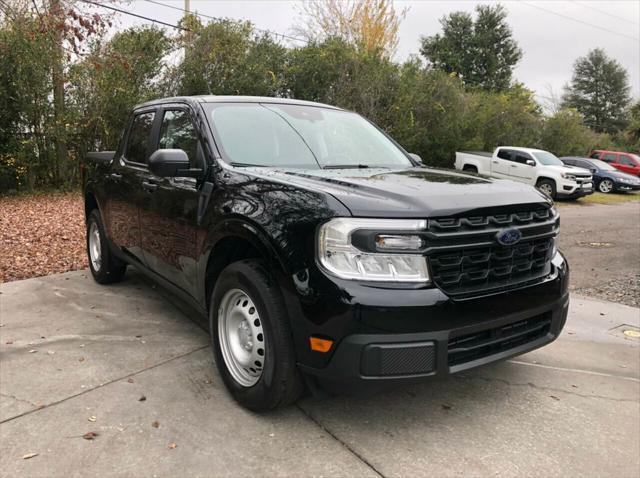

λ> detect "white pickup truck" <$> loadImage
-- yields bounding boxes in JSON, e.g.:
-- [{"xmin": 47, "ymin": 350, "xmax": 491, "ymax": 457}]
[{"xmin": 454, "ymin": 146, "xmax": 594, "ymax": 199}]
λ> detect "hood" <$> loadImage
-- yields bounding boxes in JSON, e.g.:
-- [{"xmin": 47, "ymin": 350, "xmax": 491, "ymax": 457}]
[
  {"xmin": 546, "ymin": 164, "xmax": 592, "ymax": 176},
  {"xmin": 246, "ymin": 167, "xmax": 552, "ymax": 217}
]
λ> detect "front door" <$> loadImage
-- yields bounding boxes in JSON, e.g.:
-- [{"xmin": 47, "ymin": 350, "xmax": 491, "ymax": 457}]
[
  {"xmin": 139, "ymin": 107, "xmax": 202, "ymax": 297},
  {"xmin": 509, "ymin": 151, "xmax": 536, "ymax": 182},
  {"xmin": 105, "ymin": 110, "xmax": 156, "ymax": 264}
]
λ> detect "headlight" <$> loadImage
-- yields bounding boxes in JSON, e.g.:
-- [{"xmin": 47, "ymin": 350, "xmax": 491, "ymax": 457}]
[
  {"xmin": 561, "ymin": 173, "xmax": 577, "ymax": 181},
  {"xmin": 317, "ymin": 218, "xmax": 430, "ymax": 282},
  {"xmin": 619, "ymin": 177, "xmax": 631, "ymax": 183}
]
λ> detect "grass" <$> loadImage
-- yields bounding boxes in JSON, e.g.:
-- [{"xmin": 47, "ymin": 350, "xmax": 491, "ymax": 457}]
[{"xmin": 557, "ymin": 191, "xmax": 640, "ymax": 206}]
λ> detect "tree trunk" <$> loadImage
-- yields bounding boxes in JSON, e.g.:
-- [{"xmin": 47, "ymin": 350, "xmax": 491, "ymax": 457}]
[{"xmin": 51, "ymin": 0, "xmax": 67, "ymax": 185}]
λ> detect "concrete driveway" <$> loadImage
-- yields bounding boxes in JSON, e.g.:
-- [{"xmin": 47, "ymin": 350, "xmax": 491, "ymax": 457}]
[{"xmin": 1, "ymin": 270, "xmax": 639, "ymax": 477}]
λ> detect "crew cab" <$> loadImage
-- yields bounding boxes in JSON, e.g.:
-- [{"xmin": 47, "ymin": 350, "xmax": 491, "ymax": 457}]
[
  {"xmin": 455, "ymin": 147, "xmax": 593, "ymax": 199},
  {"xmin": 82, "ymin": 96, "xmax": 569, "ymax": 411},
  {"xmin": 590, "ymin": 150, "xmax": 640, "ymax": 177}
]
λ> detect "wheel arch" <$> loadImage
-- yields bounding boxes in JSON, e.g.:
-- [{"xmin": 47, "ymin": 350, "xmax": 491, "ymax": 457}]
[{"xmin": 201, "ymin": 218, "xmax": 289, "ymax": 312}]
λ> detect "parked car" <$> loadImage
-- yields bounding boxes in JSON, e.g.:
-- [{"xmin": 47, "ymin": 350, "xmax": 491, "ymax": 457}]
[
  {"xmin": 82, "ymin": 96, "xmax": 569, "ymax": 411},
  {"xmin": 561, "ymin": 157, "xmax": 640, "ymax": 193},
  {"xmin": 455, "ymin": 147, "xmax": 593, "ymax": 199},
  {"xmin": 589, "ymin": 150, "xmax": 640, "ymax": 177}
]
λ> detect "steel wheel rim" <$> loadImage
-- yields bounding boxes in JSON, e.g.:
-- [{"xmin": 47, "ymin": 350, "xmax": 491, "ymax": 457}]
[
  {"xmin": 539, "ymin": 183, "xmax": 553, "ymax": 197},
  {"xmin": 599, "ymin": 180, "xmax": 613, "ymax": 193},
  {"xmin": 218, "ymin": 289, "xmax": 265, "ymax": 387},
  {"xmin": 89, "ymin": 221, "xmax": 102, "ymax": 271}
]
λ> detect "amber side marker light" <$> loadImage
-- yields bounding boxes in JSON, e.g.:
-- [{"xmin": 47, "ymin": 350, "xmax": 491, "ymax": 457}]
[{"xmin": 309, "ymin": 337, "xmax": 333, "ymax": 353}]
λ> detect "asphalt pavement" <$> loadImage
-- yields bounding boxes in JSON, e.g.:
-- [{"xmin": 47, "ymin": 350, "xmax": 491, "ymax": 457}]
[{"xmin": 1, "ymin": 270, "xmax": 639, "ymax": 477}]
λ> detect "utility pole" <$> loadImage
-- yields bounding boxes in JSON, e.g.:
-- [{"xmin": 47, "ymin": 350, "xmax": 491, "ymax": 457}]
[{"xmin": 185, "ymin": 0, "xmax": 190, "ymax": 14}]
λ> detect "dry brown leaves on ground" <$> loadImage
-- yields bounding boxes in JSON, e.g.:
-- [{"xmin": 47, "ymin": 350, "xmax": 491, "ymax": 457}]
[{"xmin": 0, "ymin": 192, "xmax": 87, "ymax": 283}]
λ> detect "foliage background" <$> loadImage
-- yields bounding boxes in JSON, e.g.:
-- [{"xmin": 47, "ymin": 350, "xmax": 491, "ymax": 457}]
[{"xmin": 0, "ymin": 2, "xmax": 636, "ymax": 193}]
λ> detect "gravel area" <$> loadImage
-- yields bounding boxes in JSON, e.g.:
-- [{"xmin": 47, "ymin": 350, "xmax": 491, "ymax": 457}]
[{"xmin": 557, "ymin": 201, "xmax": 640, "ymax": 308}]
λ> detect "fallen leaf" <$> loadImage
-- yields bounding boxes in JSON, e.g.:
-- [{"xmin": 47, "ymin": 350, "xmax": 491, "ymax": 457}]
[
  {"xmin": 79, "ymin": 357, "xmax": 85, "ymax": 362},
  {"xmin": 152, "ymin": 421, "xmax": 159, "ymax": 428},
  {"xmin": 88, "ymin": 416, "xmax": 96, "ymax": 422},
  {"xmin": 5, "ymin": 341, "xmax": 13, "ymax": 345},
  {"xmin": 168, "ymin": 442, "xmax": 177, "ymax": 449},
  {"xmin": 28, "ymin": 349, "xmax": 37, "ymax": 353},
  {"xmin": 127, "ymin": 378, "xmax": 134, "ymax": 383},
  {"xmin": 441, "ymin": 404, "xmax": 453, "ymax": 410},
  {"xmin": 82, "ymin": 432, "xmax": 99, "ymax": 440},
  {"xmin": 139, "ymin": 395, "xmax": 146, "ymax": 402},
  {"xmin": 22, "ymin": 452, "xmax": 38, "ymax": 460},
  {"xmin": 550, "ymin": 395, "xmax": 560, "ymax": 401}
]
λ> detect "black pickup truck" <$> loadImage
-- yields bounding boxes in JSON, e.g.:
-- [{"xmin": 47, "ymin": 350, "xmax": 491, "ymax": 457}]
[{"xmin": 82, "ymin": 96, "xmax": 569, "ymax": 411}]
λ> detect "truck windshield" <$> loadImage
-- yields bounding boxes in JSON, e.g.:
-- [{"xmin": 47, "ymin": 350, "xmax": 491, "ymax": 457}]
[
  {"xmin": 205, "ymin": 103, "xmax": 412, "ymax": 169},
  {"xmin": 532, "ymin": 151, "xmax": 564, "ymax": 166}
]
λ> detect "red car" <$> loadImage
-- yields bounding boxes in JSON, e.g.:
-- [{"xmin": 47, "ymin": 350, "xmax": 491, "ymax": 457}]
[{"xmin": 590, "ymin": 150, "xmax": 640, "ymax": 177}]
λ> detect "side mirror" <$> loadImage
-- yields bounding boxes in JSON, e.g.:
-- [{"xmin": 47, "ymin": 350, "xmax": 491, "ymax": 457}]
[
  {"xmin": 590, "ymin": 168, "xmax": 597, "ymax": 173},
  {"xmin": 408, "ymin": 153, "xmax": 423, "ymax": 166},
  {"xmin": 526, "ymin": 159, "xmax": 535, "ymax": 166},
  {"xmin": 148, "ymin": 149, "xmax": 202, "ymax": 178}
]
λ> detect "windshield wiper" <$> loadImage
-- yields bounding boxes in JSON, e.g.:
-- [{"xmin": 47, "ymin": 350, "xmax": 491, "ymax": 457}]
[
  {"xmin": 323, "ymin": 164, "xmax": 372, "ymax": 170},
  {"xmin": 229, "ymin": 162, "xmax": 266, "ymax": 167}
]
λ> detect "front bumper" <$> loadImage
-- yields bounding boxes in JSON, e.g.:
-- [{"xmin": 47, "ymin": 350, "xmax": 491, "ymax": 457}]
[
  {"xmin": 297, "ymin": 253, "xmax": 569, "ymax": 393},
  {"xmin": 557, "ymin": 179, "xmax": 593, "ymax": 198}
]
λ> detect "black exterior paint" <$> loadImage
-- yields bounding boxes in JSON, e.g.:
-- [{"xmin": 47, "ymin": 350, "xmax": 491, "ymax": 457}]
[{"xmin": 82, "ymin": 96, "xmax": 569, "ymax": 390}]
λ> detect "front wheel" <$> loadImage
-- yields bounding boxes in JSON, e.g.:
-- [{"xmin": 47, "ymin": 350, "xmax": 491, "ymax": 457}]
[
  {"xmin": 210, "ymin": 260, "xmax": 303, "ymax": 411},
  {"xmin": 598, "ymin": 179, "xmax": 614, "ymax": 193},
  {"xmin": 86, "ymin": 209, "xmax": 126, "ymax": 284},
  {"xmin": 536, "ymin": 179, "xmax": 556, "ymax": 199}
]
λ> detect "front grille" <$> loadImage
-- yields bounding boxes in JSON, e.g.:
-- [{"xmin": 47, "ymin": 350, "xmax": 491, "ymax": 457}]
[
  {"xmin": 425, "ymin": 208, "xmax": 559, "ymax": 296},
  {"xmin": 448, "ymin": 313, "xmax": 552, "ymax": 367}
]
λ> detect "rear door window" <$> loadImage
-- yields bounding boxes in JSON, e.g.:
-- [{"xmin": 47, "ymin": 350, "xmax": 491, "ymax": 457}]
[
  {"xmin": 603, "ymin": 153, "xmax": 617, "ymax": 163},
  {"xmin": 590, "ymin": 152, "xmax": 601, "ymax": 159},
  {"xmin": 497, "ymin": 149, "xmax": 512, "ymax": 160},
  {"xmin": 125, "ymin": 112, "xmax": 155, "ymax": 164}
]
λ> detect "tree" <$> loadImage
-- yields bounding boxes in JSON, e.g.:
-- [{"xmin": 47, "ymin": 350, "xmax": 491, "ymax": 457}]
[
  {"xmin": 67, "ymin": 26, "xmax": 172, "ymax": 152},
  {"xmin": 172, "ymin": 16, "xmax": 287, "ymax": 97},
  {"xmin": 539, "ymin": 109, "xmax": 612, "ymax": 157},
  {"xmin": 562, "ymin": 48, "xmax": 632, "ymax": 134},
  {"xmin": 420, "ymin": 4, "xmax": 522, "ymax": 91},
  {"xmin": 294, "ymin": 0, "xmax": 407, "ymax": 58}
]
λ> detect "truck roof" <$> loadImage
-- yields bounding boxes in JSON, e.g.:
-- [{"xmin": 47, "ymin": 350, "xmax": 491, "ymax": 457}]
[
  {"xmin": 496, "ymin": 146, "xmax": 551, "ymax": 154},
  {"xmin": 135, "ymin": 95, "xmax": 342, "ymax": 111}
]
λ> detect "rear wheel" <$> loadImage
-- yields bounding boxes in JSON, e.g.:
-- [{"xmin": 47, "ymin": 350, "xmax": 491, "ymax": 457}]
[
  {"xmin": 598, "ymin": 179, "xmax": 614, "ymax": 193},
  {"xmin": 86, "ymin": 209, "xmax": 126, "ymax": 284},
  {"xmin": 463, "ymin": 165, "xmax": 478, "ymax": 173},
  {"xmin": 210, "ymin": 260, "xmax": 303, "ymax": 411},
  {"xmin": 536, "ymin": 179, "xmax": 556, "ymax": 199}
]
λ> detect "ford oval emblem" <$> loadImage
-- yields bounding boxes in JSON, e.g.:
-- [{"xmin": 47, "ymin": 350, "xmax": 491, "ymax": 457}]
[{"xmin": 496, "ymin": 228, "xmax": 522, "ymax": 246}]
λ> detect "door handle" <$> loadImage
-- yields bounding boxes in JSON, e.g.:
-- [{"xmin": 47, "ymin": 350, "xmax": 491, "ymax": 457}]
[
  {"xmin": 141, "ymin": 180, "xmax": 158, "ymax": 192},
  {"xmin": 511, "ymin": 164, "xmax": 517, "ymax": 168},
  {"xmin": 109, "ymin": 173, "xmax": 122, "ymax": 180},
  {"xmin": 492, "ymin": 161, "xmax": 498, "ymax": 164}
]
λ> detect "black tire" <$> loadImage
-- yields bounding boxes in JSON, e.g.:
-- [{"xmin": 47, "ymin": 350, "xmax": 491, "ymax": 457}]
[
  {"xmin": 86, "ymin": 209, "xmax": 126, "ymax": 284},
  {"xmin": 598, "ymin": 178, "xmax": 614, "ymax": 194},
  {"xmin": 536, "ymin": 179, "xmax": 557, "ymax": 199},
  {"xmin": 210, "ymin": 260, "xmax": 303, "ymax": 411},
  {"xmin": 463, "ymin": 165, "xmax": 478, "ymax": 173}
]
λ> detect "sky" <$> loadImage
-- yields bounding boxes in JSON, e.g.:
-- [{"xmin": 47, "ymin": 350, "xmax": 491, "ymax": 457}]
[{"xmin": 114, "ymin": 0, "xmax": 640, "ymax": 104}]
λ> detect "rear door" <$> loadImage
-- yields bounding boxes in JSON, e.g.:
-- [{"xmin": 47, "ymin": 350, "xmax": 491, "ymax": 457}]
[
  {"xmin": 105, "ymin": 109, "xmax": 157, "ymax": 264},
  {"xmin": 139, "ymin": 105, "xmax": 202, "ymax": 296},
  {"xmin": 491, "ymin": 148, "xmax": 513, "ymax": 178}
]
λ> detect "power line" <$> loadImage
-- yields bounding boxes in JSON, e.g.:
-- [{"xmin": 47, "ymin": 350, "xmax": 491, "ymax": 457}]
[
  {"xmin": 570, "ymin": 0, "xmax": 640, "ymax": 27},
  {"xmin": 520, "ymin": 1, "xmax": 640, "ymax": 42},
  {"xmin": 140, "ymin": 0, "xmax": 308, "ymax": 44},
  {"xmin": 80, "ymin": 0, "xmax": 191, "ymax": 32}
]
